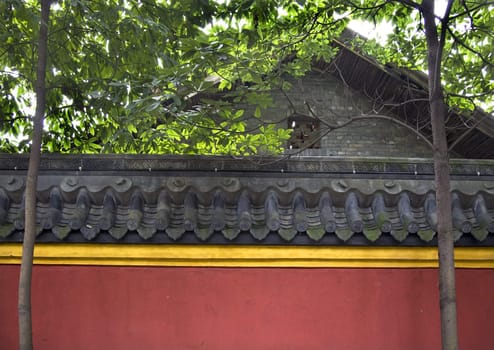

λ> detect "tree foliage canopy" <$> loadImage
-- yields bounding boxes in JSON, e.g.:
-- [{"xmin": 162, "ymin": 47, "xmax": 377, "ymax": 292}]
[
  {"xmin": 0, "ymin": 0, "xmax": 492, "ymax": 154},
  {"xmin": 351, "ymin": 0, "xmax": 493, "ymax": 114}
]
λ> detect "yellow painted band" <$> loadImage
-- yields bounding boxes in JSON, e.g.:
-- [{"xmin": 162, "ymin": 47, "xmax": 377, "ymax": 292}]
[{"xmin": 0, "ymin": 244, "xmax": 494, "ymax": 268}]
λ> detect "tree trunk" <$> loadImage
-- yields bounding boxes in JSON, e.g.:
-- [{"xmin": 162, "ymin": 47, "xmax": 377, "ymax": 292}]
[
  {"xmin": 18, "ymin": 1, "xmax": 51, "ymax": 349},
  {"xmin": 422, "ymin": 0, "xmax": 458, "ymax": 349},
  {"xmin": 430, "ymin": 81, "xmax": 458, "ymax": 350}
]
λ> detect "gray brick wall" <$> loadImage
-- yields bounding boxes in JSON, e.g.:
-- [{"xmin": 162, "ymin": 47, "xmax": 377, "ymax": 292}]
[{"xmin": 262, "ymin": 71, "xmax": 432, "ymax": 158}]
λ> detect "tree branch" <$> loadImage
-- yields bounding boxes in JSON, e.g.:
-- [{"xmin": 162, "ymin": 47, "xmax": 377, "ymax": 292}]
[
  {"xmin": 446, "ymin": 27, "xmax": 494, "ymax": 68},
  {"xmin": 448, "ymin": 110, "xmax": 491, "ymax": 151},
  {"xmin": 448, "ymin": 1, "xmax": 494, "ymax": 22}
]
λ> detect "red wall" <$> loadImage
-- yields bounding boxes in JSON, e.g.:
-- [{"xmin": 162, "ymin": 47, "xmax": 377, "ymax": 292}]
[{"xmin": 1, "ymin": 265, "xmax": 493, "ymax": 350}]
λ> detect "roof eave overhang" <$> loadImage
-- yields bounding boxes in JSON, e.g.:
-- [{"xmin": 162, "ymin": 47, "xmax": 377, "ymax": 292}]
[{"xmin": 324, "ymin": 38, "xmax": 494, "ymax": 159}]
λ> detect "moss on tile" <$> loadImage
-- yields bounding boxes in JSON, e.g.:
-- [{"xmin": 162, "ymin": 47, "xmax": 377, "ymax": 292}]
[
  {"xmin": 307, "ymin": 226, "xmax": 326, "ymax": 241},
  {"xmin": 335, "ymin": 227, "xmax": 353, "ymax": 241},
  {"xmin": 0, "ymin": 223, "xmax": 14, "ymax": 238},
  {"xmin": 53, "ymin": 225, "xmax": 71, "ymax": 240},
  {"xmin": 391, "ymin": 229, "xmax": 408, "ymax": 242},
  {"xmin": 417, "ymin": 229, "xmax": 435, "ymax": 242},
  {"xmin": 363, "ymin": 228, "xmax": 382, "ymax": 242}
]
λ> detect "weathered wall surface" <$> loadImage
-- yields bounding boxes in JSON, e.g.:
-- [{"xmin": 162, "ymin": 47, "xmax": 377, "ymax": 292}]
[
  {"xmin": 264, "ymin": 72, "xmax": 432, "ymax": 157},
  {"xmin": 1, "ymin": 265, "xmax": 493, "ymax": 350}
]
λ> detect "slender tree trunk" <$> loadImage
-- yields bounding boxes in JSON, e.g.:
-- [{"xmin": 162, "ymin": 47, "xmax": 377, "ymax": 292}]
[
  {"xmin": 430, "ymin": 83, "xmax": 458, "ymax": 350},
  {"xmin": 422, "ymin": 0, "xmax": 458, "ymax": 349},
  {"xmin": 18, "ymin": 1, "xmax": 51, "ymax": 349}
]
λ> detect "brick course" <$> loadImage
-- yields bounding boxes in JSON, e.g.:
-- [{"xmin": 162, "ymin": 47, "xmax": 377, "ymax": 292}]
[{"xmin": 264, "ymin": 71, "xmax": 432, "ymax": 157}]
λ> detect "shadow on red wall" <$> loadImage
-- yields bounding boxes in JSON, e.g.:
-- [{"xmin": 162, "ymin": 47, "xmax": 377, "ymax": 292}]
[{"xmin": 0, "ymin": 265, "xmax": 493, "ymax": 350}]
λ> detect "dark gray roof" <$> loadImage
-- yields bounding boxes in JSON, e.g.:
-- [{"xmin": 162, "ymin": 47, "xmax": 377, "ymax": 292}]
[
  {"xmin": 318, "ymin": 33, "xmax": 494, "ymax": 159},
  {"xmin": 1, "ymin": 154, "xmax": 494, "ymax": 246}
]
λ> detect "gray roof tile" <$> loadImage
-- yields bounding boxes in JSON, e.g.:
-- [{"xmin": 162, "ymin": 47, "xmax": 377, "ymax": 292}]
[{"xmin": 1, "ymin": 155, "xmax": 494, "ymax": 246}]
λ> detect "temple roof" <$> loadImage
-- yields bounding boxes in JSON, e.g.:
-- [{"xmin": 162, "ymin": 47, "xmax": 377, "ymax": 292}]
[
  {"xmin": 1, "ymin": 154, "xmax": 494, "ymax": 246},
  {"xmin": 317, "ymin": 32, "xmax": 494, "ymax": 159}
]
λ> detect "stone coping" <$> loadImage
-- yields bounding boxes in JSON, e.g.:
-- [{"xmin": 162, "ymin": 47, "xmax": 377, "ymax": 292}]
[{"xmin": 1, "ymin": 154, "xmax": 494, "ymax": 177}]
